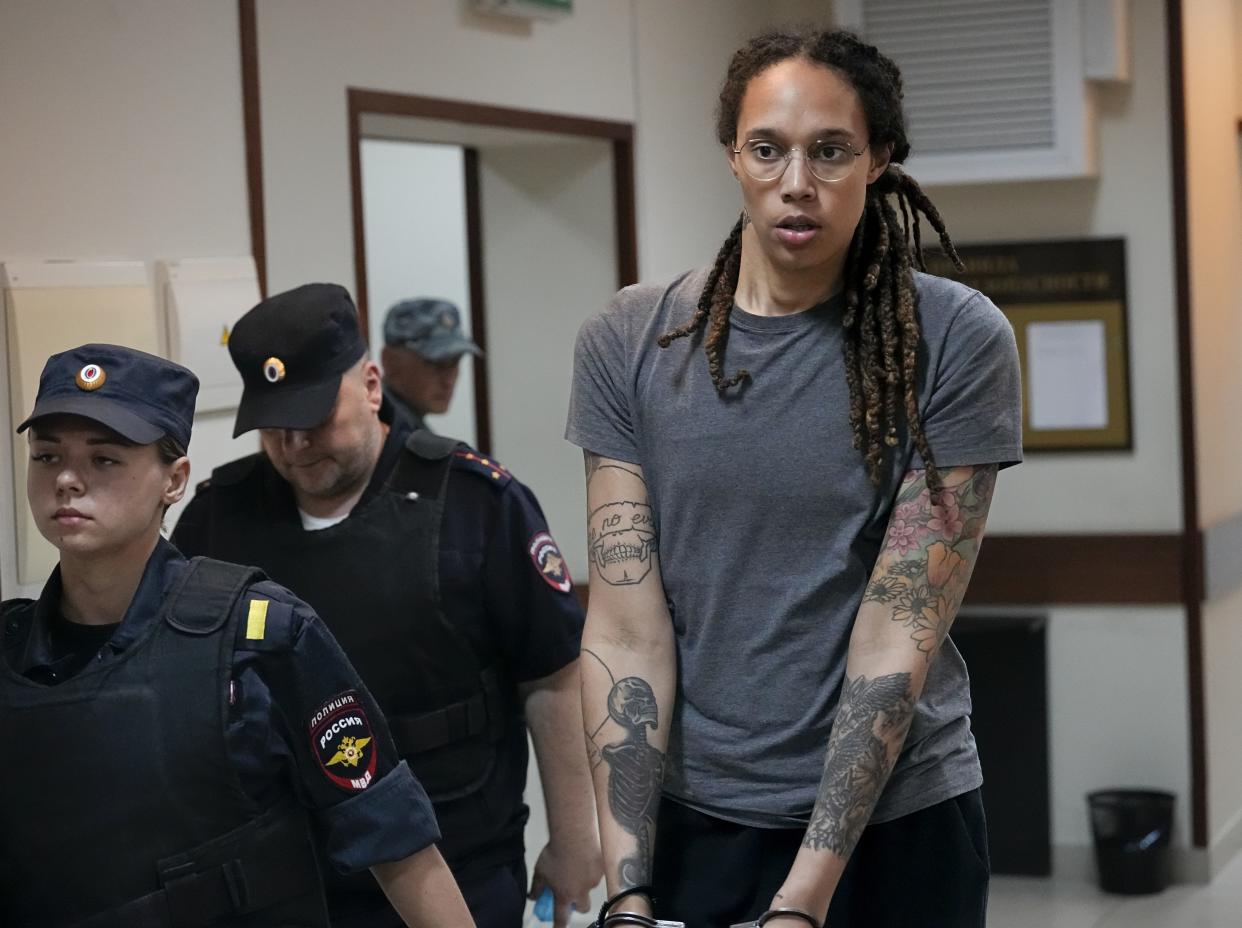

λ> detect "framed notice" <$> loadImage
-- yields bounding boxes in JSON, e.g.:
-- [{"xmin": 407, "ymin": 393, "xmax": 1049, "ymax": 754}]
[{"xmin": 925, "ymin": 238, "xmax": 1131, "ymax": 452}]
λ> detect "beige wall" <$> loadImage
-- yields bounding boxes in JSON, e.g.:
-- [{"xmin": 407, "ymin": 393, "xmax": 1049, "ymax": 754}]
[
  {"xmin": 1185, "ymin": 0, "xmax": 1242, "ymax": 861},
  {"xmin": 1186, "ymin": 0, "xmax": 1242, "ymax": 529}
]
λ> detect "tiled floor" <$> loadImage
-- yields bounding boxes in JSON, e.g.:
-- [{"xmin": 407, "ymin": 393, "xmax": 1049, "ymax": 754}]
[{"xmin": 989, "ymin": 852, "xmax": 1242, "ymax": 927}]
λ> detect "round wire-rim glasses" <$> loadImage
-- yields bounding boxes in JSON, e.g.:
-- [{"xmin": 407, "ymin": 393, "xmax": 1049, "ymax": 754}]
[{"xmin": 731, "ymin": 138, "xmax": 869, "ymax": 183}]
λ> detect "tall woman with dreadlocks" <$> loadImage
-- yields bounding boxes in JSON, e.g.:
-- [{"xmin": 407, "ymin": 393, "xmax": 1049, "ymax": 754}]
[{"xmin": 568, "ymin": 27, "xmax": 1021, "ymax": 928}]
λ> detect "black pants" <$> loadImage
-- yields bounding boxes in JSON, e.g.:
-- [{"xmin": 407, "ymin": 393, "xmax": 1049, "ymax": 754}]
[
  {"xmin": 651, "ymin": 789, "xmax": 990, "ymax": 928},
  {"xmin": 326, "ymin": 858, "xmax": 527, "ymax": 928}
]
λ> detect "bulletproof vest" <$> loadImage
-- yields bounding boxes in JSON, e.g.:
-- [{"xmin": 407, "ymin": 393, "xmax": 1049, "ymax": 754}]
[
  {"xmin": 199, "ymin": 431, "xmax": 523, "ymax": 863},
  {"xmin": 0, "ymin": 559, "xmax": 328, "ymax": 928}
]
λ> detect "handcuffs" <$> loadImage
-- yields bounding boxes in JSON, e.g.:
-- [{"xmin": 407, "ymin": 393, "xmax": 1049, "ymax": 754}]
[
  {"xmin": 729, "ymin": 908, "xmax": 822, "ymax": 928},
  {"xmin": 594, "ymin": 887, "xmax": 684, "ymax": 928},
  {"xmin": 595, "ymin": 887, "xmax": 821, "ymax": 928}
]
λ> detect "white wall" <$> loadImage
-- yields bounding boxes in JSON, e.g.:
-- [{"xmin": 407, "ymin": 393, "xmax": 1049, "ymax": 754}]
[
  {"xmin": 1204, "ymin": 585, "xmax": 1242, "ymax": 851},
  {"xmin": 924, "ymin": 0, "xmax": 1180, "ymax": 535},
  {"xmin": 477, "ymin": 139, "xmax": 616, "ymax": 580},
  {"xmin": 630, "ymin": 0, "xmax": 775, "ymax": 284},
  {"xmin": 256, "ymin": 0, "xmax": 636, "ymax": 295},
  {"xmin": 361, "ymin": 139, "xmax": 478, "ymax": 445},
  {"xmin": 0, "ymin": 0, "xmax": 249, "ymax": 260},
  {"xmin": 1045, "ymin": 606, "xmax": 1191, "ymax": 850},
  {"xmin": 0, "ymin": 0, "xmax": 257, "ymax": 593}
]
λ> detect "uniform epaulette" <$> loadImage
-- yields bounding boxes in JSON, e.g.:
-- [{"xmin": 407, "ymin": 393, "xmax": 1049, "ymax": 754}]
[
  {"xmin": 212, "ymin": 453, "xmax": 262, "ymax": 488},
  {"xmin": 452, "ymin": 450, "xmax": 513, "ymax": 488},
  {"xmin": 234, "ymin": 587, "xmax": 298, "ymax": 653}
]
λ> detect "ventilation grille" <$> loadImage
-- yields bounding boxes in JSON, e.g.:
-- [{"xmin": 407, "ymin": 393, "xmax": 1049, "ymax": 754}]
[{"xmin": 862, "ymin": 0, "xmax": 1055, "ymax": 156}]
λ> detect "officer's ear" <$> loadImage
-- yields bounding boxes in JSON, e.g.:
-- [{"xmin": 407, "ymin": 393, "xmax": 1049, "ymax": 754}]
[
  {"xmin": 162, "ymin": 455, "xmax": 191, "ymax": 507},
  {"xmin": 359, "ymin": 359, "xmax": 383, "ymax": 415}
]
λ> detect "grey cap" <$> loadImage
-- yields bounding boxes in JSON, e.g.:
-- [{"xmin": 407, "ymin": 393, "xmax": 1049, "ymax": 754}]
[{"xmin": 383, "ymin": 298, "xmax": 482, "ymax": 362}]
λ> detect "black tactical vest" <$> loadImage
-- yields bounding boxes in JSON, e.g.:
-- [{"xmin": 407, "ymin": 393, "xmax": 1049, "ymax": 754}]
[
  {"xmin": 196, "ymin": 431, "xmax": 523, "ymax": 864},
  {"xmin": 0, "ymin": 559, "xmax": 328, "ymax": 928}
]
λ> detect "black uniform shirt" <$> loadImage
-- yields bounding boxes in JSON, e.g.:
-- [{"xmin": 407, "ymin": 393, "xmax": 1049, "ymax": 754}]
[
  {"xmin": 0, "ymin": 538, "xmax": 440, "ymax": 874},
  {"xmin": 173, "ymin": 407, "xmax": 584, "ymax": 869}
]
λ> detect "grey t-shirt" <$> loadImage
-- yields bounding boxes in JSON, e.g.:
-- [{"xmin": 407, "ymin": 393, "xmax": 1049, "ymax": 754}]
[{"xmin": 566, "ymin": 268, "xmax": 1022, "ymax": 827}]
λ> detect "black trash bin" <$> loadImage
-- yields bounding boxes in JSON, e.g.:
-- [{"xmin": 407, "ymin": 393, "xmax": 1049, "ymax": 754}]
[{"xmin": 1087, "ymin": 789, "xmax": 1175, "ymax": 894}]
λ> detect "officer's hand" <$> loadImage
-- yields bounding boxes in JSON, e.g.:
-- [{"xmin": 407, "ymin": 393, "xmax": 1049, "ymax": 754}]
[{"xmin": 528, "ymin": 840, "xmax": 603, "ymax": 927}]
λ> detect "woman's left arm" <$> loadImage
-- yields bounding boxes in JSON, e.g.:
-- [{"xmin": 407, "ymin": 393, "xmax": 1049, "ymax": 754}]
[{"xmin": 766, "ymin": 464, "xmax": 999, "ymax": 925}]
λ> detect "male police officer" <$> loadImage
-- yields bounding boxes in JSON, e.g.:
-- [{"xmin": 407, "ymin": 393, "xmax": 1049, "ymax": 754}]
[
  {"xmin": 174, "ymin": 284, "xmax": 601, "ymax": 928},
  {"xmin": 1, "ymin": 343, "xmax": 471, "ymax": 927},
  {"xmin": 380, "ymin": 298, "xmax": 481, "ymax": 432}
]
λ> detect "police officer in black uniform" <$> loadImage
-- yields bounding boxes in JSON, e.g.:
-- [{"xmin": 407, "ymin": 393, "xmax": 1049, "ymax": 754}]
[
  {"xmin": 0, "ymin": 343, "xmax": 474, "ymax": 928},
  {"xmin": 173, "ymin": 285, "xmax": 601, "ymax": 928}
]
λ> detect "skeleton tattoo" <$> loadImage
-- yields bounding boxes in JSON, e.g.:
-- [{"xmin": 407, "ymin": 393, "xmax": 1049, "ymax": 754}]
[{"xmin": 599, "ymin": 675, "xmax": 664, "ymax": 886}]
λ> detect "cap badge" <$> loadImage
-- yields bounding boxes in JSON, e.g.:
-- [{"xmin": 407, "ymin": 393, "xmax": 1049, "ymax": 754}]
[
  {"xmin": 75, "ymin": 364, "xmax": 106, "ymax": 392},
  {"xmin": 263, "ymin": 356, "xmax": 286, "ymax": 383},
  {"xmin": 439, "ymin": 310, "xmax": 454, "ymax": 330}
]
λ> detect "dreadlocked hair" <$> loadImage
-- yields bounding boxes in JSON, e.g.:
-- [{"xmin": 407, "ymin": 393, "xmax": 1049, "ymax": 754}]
[{"xmin": 658, "ymin": 27, "xmax": 963, "ymax": 491}]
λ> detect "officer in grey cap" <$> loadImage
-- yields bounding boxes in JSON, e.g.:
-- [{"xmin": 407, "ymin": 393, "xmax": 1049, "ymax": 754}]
[{"xmin": 380, "ymin": 298, "xmax": 482, "ymax": 432}]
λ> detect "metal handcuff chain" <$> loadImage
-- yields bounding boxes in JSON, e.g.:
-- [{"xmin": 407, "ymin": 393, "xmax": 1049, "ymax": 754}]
[
  {"xmin": 755, "ymin": 907, "xmax": 821, "ymax": 928},
  {"xmin": 594, "ymin": 885, "xmax": 686, "ymax": 928},
  {"xmin": 729, "ymin": 907, "xmax": 822, "ymax": 928},
  {"xmin": 593, "ymin": 886, "xmax": 819, "ymax": 928}
]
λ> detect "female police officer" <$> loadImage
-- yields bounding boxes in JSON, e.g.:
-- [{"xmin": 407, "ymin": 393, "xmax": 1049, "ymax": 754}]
[{"xmin": 0, "ymin": 343, "xmax": 474, "ymax": 928}]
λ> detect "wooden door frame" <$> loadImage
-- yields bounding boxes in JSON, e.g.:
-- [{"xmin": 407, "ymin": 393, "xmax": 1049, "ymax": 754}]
[{"xmin": 347, "ymin": 88, "xmax": 637, "ymax": 455}]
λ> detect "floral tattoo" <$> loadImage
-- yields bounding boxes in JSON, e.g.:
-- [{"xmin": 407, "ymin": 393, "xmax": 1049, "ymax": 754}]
[{"xmin": 864, "ymin": 465, "xmax": 998, "ymax": 659}]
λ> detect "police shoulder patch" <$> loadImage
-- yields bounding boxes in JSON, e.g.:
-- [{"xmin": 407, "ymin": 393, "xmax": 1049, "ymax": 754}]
[
  {"xmin": 529, "ymin": 530, "xmax": 573, "ymax": 594},
  {"xmin": 308, "ymin": 690, "xmax": 378, "ymax": 792},
  {"xmin": 452, "ymin": 449, "xmax": 513, "ymax": 488}
]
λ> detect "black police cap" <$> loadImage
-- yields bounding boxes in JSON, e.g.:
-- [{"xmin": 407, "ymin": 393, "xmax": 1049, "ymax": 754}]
[
  {"xmin": 17, "ymin": 344, "xmax": 198, "ymax": 450},
  {"xmin": 228, "ymin": 283, "xmax": 367, "ymax": 437}
]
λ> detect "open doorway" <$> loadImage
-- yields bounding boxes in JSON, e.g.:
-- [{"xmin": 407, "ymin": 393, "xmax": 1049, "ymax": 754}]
[
  {"xmin": 359, "ymin": 138, "xmax": 481, "ymax": 446},
  {"xmin": 350, "ymin": 90, "xmax": 637, "ymax": 467},
  {"xmin": 350, "ymin": 93, "xmax": 636, "ymax": 925}
]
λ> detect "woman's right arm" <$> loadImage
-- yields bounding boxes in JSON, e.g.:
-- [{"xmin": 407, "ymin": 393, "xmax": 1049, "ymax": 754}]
[{"xmin": 580, "ymin": 452, "xmax": 676, "ymax": 917}]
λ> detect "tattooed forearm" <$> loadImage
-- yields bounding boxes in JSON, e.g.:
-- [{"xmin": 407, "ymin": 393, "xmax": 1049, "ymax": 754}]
[
  {"xmin": 582, "ymin": 648, "xmax": 666, "ymax": 887},
  {"xmin": 866, "ymin": 465, "xmax": 997, "ymax": 660},
  {"xmin": 585, "ymin": 453, "xmax": 659, "ymax": 587},
  {"xmin": 804, "ymin": 672, "xmax": 914, "ymax": 855}
]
